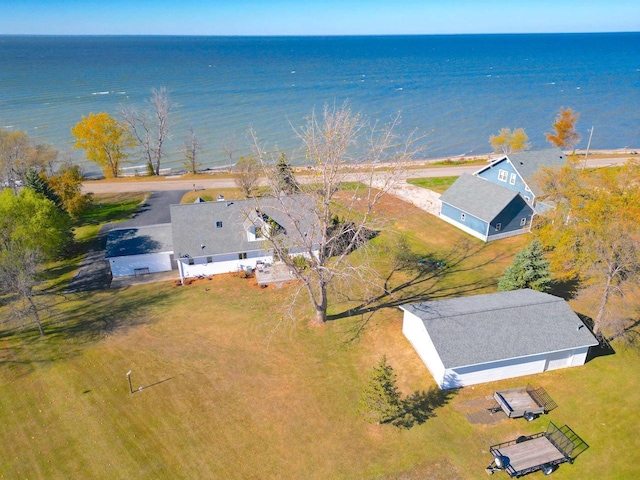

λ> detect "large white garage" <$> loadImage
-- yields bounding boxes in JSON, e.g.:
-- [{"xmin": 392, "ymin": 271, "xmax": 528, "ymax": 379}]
[
  {"xmin": 105, "ymin": 224, "xmax": 174, "ymax": 278},
  {"xmin": 400, "ymin": 289, "xmax": 599, "ymax": 389}
]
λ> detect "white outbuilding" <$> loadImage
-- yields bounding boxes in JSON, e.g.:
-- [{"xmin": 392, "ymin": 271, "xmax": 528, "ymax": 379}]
[
  {"xmin": 400, "ymin": 289, "xmax": 599, "ymax": 389},
  {"xmin": 105, "ymin": 224, "xmax": 174, "ymax": 278}
]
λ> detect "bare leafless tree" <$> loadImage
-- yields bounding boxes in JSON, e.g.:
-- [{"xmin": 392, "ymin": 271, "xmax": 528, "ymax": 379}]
[
  {"xmin": 0, "ymin": 130, "xmax": 57, "ymax": 191},
  {"xmin": 251, "ymin": 103, "xmax": 421, "ymax": 324},
  {"xmin": 184, "ymin": 127, "xmax": 201, "ymax": 174},
  {"xmin": 233, "ymin": 155, "xmax": 261, "ymax": 197},
  {"xmin": 0, "ymin": 246, "xmax": 46, "ymax": 335},
  {"xmin": 121, "ymin": 87, "xmax": 172, "ymax": 175},
  {"xmin": 220, "ymin": 136, "xmax": 238, "ymax": 172}
]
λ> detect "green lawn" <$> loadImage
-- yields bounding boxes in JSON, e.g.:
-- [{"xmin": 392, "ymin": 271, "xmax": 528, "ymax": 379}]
[
  {"xmin": 406, "ymin": 176, "xmax": 458, "ymax": 193},
  {"xmin": 1, "ymin": 193, "xmax": 638, "ymax": 479}
]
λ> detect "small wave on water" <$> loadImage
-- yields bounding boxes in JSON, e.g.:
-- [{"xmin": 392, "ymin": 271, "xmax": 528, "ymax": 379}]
[{"xmin": 92, "ymin": 91, "xmax": 110, "ymax": 95}]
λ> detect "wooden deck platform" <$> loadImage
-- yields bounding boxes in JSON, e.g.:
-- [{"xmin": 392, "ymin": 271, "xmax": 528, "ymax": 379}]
[{"xmin": 495, "ymin": 437, "xmax": 565, "ymax": 473}]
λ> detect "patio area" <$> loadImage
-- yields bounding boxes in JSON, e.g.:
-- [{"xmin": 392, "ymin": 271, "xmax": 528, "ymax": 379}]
[{"xmin": 255, "ymin": 262, "xmax": 297, "ymax": 287}]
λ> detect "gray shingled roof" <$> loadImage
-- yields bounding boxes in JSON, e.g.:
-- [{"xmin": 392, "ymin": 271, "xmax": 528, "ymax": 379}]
[
  {"xmin": 105, "ymin": 224, "xmax": 173, "ymax": 258},
  {"xmin": 439, "ymin": 173, "xmax": 521, "ymax": 222},
  {"xmin": 170, "ymin": 195, "xmax": 318, "ymax": 258},
  {"xmin": 401, "ymin": 289, "xmax": 598, "ymax": 369},
  {"xmin": 484, "ymin": 148, "xmax": 566, "ymax": 197}
]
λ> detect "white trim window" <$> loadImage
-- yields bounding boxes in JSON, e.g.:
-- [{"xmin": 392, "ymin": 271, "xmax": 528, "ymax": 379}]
[
  {"xmin": 520, "ymin": 217, "xmax": 527, "ymax": 226},
  {"xmin": 461, "ymin": 213, "xmax": 466, "ymax": 222},
  {"xmin": 509, "ymin": 173, "xmax": 517, "ymax": 185},
  {"xmin": 498, "ymin": 169, "xmax": 508, "ymax": 182},
  {"xmin": 495, "ymin": 223, "xmax": 502, "ymax": 231}
]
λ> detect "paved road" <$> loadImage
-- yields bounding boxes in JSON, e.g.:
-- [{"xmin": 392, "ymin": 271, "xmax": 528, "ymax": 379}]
[{"xmin": 82, "ymin": 157, "xmax": 629, "ymax": 194}]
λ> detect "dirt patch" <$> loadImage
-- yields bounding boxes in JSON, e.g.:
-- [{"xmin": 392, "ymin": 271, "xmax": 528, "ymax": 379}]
[
  {"xmin": 380, "ymin": 457, "xmax": 463, "ymax": 480},
  {"xmin": 454, "ymin": 396, "xmax": 506, "ymax": 425}
]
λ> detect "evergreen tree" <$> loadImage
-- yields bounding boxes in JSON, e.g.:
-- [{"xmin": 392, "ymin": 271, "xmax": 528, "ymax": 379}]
[
  {"xmin": 23, "ymin": 168, "xmax": 64, "ymax": 212},
  {"xmin": 498, "ymin": 239, "xmax": 552, "ymax": 292},
  {"xmin": 359, "ymin": 355, "xmax": 401, "ymax": 424},
  {"xmin": 276, "ymin": 153, "xmax": 298, "ymax": 194}
]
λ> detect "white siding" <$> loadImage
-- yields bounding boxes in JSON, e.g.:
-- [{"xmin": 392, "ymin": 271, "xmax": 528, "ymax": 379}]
[
  {"xmin": 179, "ymin": 252, "xmax": 272, "ymax": 278},
  {"xmin": 402, "ymin": 311, "xmax": 445, "ymax": 386},
  {"xmin": 450, "ymin": 354, "xmax": 547, "ymax": 388},
  {"xmin": 544, "ymin": 350, "xmax": 572, "ymax": 371},
  {"xmin": 109, "ymin": 252, "xmax": 173, "ymax": 277},
  {"xmin": 570, "ymin": 347, "xmax": 589, "ymax": 367}
]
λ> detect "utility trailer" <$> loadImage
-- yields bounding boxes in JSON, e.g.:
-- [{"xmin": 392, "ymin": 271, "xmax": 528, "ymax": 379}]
[
  {"xmin": 492, "ymin": 385, "xmax": 557, "ymax": 421},
  {"xmin": 486, "ymin": 422, "xmax": 588, "ymax": 477}
]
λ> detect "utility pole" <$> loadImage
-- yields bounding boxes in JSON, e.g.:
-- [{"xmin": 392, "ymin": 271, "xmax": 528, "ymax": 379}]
[{"xmin": 583, "ymin": 126, "xmax": 594, "ymax": 170}]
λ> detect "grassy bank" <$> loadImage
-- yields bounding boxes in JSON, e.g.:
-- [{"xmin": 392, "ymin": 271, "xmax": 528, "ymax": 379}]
[
  {"xmin": 1, "ymin": 193, "xmax": 638, "ymax": 479},
  {"xmin": 406, "ymin": 176, "xmax": 458, "ymax": 193}
]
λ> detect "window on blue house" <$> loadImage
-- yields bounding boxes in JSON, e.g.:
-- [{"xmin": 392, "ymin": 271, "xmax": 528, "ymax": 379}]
[
  {"xmin": 495, "ymin": 223, "xmax": 502, "ymax": 231},
  {"xmin": 461, "ymin": 213, "xmax": 466, "ymax": 221},
  {"xmin": 498, "ymin": 169, "xmax": 508, "ymax": 182},
  {"xmin": 509, "ymin": 173, "xmax": 516, "ymax": 185},
  {"xmin": 520, "ymin": 217, "xmax": 527, "ymax": 226},
  {"xmin": 216, "ymin": 221, "xmax": 223, "ymax": 228}
]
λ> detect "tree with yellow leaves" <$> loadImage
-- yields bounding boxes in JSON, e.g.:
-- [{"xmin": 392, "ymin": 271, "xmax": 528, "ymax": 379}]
[
  {"xmin": 489, "ymin": 127, "xmax": 530, "ymax": 154},
  {"xmin": 71, "ymin": 112, "xmax": 134, "ymax": 178},
  {"xmin": 545, "ymin": 107, "xmax": 581, "ymax": 152},
  {"xmin": 534, "ymin": 159, "xmax": 640, "ymax": 339}
]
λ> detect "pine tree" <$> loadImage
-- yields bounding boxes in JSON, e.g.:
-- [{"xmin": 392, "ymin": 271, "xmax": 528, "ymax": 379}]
[
  {"xmin": 23, "ymin": 168, "xmax": 64, "ymax": 212},
  {"xmin": 359, "ymin": 355, "xmax": 401, "ymax": 424},
  {"xmin": 498, "ymin": 239, "xmax": 552, "ymax": 292},
  {"xmin": 276, "ymin": 153, "xmax": 298, "ymax": 194}
]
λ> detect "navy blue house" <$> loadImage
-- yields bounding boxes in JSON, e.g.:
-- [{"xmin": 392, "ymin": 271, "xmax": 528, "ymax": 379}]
[{"xmin": 439, "ymin": 148, "xmax": 566, "ymax": 241}]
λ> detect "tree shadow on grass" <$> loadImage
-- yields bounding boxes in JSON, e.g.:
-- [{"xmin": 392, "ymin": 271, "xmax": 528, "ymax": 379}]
[
  {"xmin": 392, "ymin": 386, "xmax": 458, "ymax": 429},
  {"xmin": 575, "ymin": 313, "xmax": 616, "ymax": 363},
  {"xmin": 549, "ymin": 276, "xmax": 581, "ymax": 300},
  {"xmin": 0, "ymin": 287, "xmax": 174, "ymax": 374},
  {"xmin": 329, "ymin": 240, "xmax": 511, "ymax": 339}
]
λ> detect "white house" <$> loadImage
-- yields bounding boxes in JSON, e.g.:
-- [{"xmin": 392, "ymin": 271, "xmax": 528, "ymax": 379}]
[
  {"xmin": 400, "ymin": 289, "xmax": 599, "ymax": 389},
  {"xmin": 170, "ymin": 195, "xmax": 319, "ymax": 283},
  {"xmin": 105, "ymin": 224, "xmax": 174, "ymax": 277}
]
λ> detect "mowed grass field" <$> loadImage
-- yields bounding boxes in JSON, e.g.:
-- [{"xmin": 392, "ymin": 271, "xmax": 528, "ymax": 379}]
[{"xmin": 1, "ymin": 193, "xmax": 638, "ymax": 479}]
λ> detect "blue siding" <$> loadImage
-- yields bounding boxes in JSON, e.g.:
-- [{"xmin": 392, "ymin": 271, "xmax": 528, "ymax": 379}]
[
  {"xmin": 477, "ymin": 158, "xmax": 535, "ymax": 202},
  {"xmin": 441, "ymin": 202, "xmax": 488, "ymax": 236},
  {"xmin": 487, "ymin": 197, "xmax": 534, "ymax": 237}
]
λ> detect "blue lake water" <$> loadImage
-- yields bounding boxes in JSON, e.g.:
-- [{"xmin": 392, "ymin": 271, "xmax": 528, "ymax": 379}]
[{"xmin": 0, "ymin": 33, "xmax": 638, "ymax": 173}]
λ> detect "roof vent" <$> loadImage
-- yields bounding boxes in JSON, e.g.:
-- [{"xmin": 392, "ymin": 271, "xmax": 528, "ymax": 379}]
[
  {"xmin": 226, "ymin": 202, "xmax": 233, "ymax": 207},
  {"xmin": 217, "ymin": 194, "xmax": 225, "ymax": 202},
  {"xmin": 577, "ymin": 324, "xmax": 585, "ymax": 331},
  {"xmin": 520, "ymin": 161, "xmax": 524, "ymax": 165}
]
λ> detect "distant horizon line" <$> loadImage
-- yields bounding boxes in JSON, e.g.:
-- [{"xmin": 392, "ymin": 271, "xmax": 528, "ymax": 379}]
[{"xmin": 1, "ymin": 31, "xmax": 638, "ymax": 38}]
